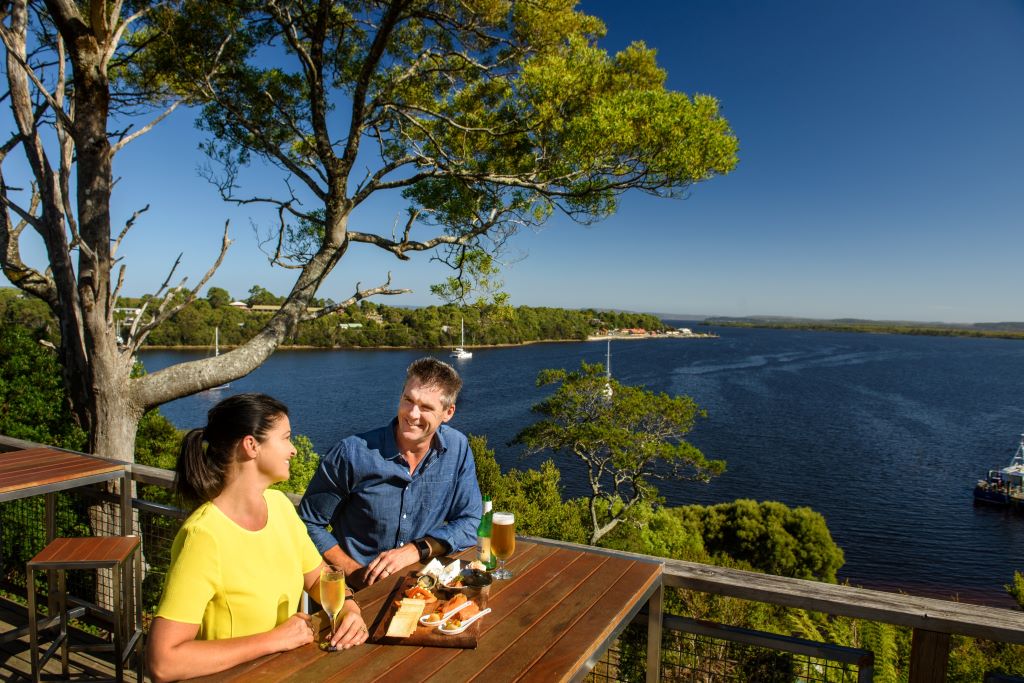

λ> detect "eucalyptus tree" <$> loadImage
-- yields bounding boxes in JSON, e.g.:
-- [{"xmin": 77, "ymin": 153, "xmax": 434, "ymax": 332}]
[
  {"xmin": 0, "ymin": 0, "xmax": 737, "ymax": 464},
  {"xmin": 515, "ymin": 362, "xmax": 726, "ymax": 544}
]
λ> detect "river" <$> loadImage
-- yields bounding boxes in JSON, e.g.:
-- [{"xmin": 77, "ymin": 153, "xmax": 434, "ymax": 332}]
[{"xmin": 141, "ymin": 324, "xmax": 1024, "ymax": 607}]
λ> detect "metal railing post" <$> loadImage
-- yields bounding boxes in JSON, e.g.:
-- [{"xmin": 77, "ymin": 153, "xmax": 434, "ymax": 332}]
[{"xmin": 646, "ymin": 579, "xmax": 663, "ymax": 683}]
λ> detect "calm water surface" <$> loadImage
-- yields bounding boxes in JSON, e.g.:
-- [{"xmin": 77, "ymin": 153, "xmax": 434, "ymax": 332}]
[{"xmin": 142, "ymin": 325, "xmax": 1024, "ymax": 606}]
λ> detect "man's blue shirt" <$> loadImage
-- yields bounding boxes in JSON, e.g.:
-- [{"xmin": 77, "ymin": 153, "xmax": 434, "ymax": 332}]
[{"xmin": 299, "ymin": 419, "xmax": 482, "ymax": 565}]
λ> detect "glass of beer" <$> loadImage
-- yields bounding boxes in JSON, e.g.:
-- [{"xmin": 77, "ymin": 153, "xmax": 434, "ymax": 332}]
[
  {"xmin": 319, "ymin": 565, "xmax": 346, "ymax": 651},
  {"xmin": 491, "ymin": 512, "xmax": 516, "ymax": 580}
]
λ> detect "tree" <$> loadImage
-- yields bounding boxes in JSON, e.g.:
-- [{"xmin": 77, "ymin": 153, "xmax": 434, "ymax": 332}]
[
  {"xmin": 245, "ymin": 285, "xmax": 283, "ymax": 306},
  {"xmin": 676, "ymin": 499, "xmax": 845, "ymax": 583},
  {"xmin": 205, "ymin": 286, "xmax": 232, "ymax": 308},
  {"xmin": 1, "ymin": 0, "xmax": 737, "ymax": 466},
  {"xmin": 514, "ymin": 362, "xmax": 725, "ymax": 544},
  {"xmin": 0, "ymin": 324, "xmax": 86, "ymax": 450}
]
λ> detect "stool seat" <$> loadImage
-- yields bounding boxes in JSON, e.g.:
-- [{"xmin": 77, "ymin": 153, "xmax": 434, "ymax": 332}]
[{"xmin": 27, "ymin": 535, "xmax": 143, "ymax": 682}]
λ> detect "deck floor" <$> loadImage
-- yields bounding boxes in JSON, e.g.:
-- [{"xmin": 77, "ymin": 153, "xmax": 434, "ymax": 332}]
[{"xmin": 1, "ymin": 597, "xmax": 141, "ymax": 681}]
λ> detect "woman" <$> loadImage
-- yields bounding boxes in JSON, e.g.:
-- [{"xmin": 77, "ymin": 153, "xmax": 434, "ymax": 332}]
[{"xmin": 148, "ymin": 394, "xmax": 368, "ymax": 682}]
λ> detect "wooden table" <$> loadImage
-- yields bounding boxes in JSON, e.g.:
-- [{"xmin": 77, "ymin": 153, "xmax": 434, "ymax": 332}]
[
  {"xmin": 0, "ymin": 447, "xmax": 131, "ymax": 534},
  {"xmin": 187, "ymin": 539, "xmax": 663, "ymax": 683},
  {"xmin": 0, "ymin": 447, "xmax": 132, "ymax": 643}
]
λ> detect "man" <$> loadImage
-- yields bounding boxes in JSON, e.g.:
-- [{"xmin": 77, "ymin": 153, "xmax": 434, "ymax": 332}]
[{"xmin": 300, "ymin": 357, "xmax": 482, "ymax": 587}]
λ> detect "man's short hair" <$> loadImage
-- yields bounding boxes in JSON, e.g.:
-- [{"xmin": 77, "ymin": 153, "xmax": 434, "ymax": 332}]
[{"xmin": 406, "ymin": 357, "xmax": 463, "ymax": 407}]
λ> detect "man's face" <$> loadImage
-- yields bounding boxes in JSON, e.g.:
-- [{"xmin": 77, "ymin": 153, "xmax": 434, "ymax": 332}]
[{"xmin": 396, "ymin": 376, "xmax": 455, "ymax": 450}]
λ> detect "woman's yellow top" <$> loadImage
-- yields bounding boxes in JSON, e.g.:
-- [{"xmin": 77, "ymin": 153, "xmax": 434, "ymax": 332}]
[{"xmin": 156, "ymin": 489, "xmax": 322, "ymax": 640}]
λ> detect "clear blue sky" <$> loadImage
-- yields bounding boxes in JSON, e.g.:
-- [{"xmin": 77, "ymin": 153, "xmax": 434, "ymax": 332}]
[{"xmin": 6, "ymin": 0, "xmax": 1024, "ymax": 322}]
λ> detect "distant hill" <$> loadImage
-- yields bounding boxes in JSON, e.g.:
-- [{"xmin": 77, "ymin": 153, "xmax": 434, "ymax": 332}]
[
  {"xmin": 702, "ymin": 315, "xmax": 1024, "ymax": 332},
  {"xmin": 696, "ymin": 316, "xmax": 1024, "ymax": 340}
]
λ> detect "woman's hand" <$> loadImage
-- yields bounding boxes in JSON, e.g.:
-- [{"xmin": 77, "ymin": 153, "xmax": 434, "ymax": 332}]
[
  {"xmin": 330, "ymin": 603, "xmax": 369, "ymax": 649},
  {"xmin": 271, "ymin": 612, "xmax": 316, "ymax": 652}
]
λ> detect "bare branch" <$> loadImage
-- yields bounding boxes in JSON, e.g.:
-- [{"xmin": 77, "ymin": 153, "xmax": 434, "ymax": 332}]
[
  {"xmin": 109, "ymin": 262, "xmax": 126, "ymax": 319},
  {"xmin": 127, "ymin": 222, "xmax": 232, "ymax": 352},
  {"xmin": 307, "ymin": 272, "xmax": 411, "ymax": 320},
  {"xmin": 0, "ymin": 25, "xmax": 74, "ymax": 130},
  {"xmin": 110, "ymin": 100, "xmax": 181, "ymax": 154},
  {"xmin": 347, "ymin": 206, "xmax": 499, "ymax": 260},
  {"xmin": 111, "ymin": 204, "xmax": 149, "ymax": 259}
]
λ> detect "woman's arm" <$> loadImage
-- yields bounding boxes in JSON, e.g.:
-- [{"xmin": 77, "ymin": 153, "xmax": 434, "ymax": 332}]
[{"xmin": 147, "ymin": 614, "xmax": 315, "ymax": 683}]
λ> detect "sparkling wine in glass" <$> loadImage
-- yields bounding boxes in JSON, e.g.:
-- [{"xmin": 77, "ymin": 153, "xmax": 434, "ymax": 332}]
[
  {"xmin": 491, "ymin": 512, "xmax": 516, "ymax": 580},
  {"xmin": 319, "ymin": 565, "xmax": 346, "ymax": 651}
]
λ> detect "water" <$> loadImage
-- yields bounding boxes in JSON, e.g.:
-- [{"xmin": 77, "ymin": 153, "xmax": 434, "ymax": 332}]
[{"xmin": 141, "ymin": 325, "xmax": 1024, "ymax": 607}]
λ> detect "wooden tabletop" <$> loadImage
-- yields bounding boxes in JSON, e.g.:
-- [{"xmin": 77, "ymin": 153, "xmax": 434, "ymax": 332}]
[
  {"xmin": 0, "ymin": 447, "xmax": 125, "ymax": 501},
  {"xmin": 186, "ymin": 539, "xmax": 663, "ymax": 683}
]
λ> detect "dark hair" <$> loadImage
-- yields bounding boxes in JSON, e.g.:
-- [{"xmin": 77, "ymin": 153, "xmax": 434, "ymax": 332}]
[
  {"xmin": 406, "ymin": 357, "xmax": 462, "ymax": 407},
  {"xmin": 175, "ymin": 393, "xmax": 289, "ymax": 506}
]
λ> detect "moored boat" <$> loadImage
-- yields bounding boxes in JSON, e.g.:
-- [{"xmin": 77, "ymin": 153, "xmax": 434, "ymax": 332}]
[{"xmin": 974, "ymin": 433, "xmax": 1024, "ymax": 508}]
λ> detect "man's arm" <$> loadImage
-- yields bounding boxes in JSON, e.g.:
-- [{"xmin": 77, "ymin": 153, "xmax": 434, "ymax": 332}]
[
  {"xmin": 298, "ymin": 442, "xmax": 350, "ymax": 556},
  {"xmin": 422, "ymin": 440, "xmax": 483, "ymax": 553}
]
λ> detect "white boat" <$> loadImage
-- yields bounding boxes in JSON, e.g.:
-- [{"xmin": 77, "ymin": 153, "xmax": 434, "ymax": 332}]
[
  {"xmin": 974, "ymin": 433, "xmax": 1024, "ymax": 509},
  {"xmin": 450, "ymin": 318, "xmax": 472, "ymax": 359}
]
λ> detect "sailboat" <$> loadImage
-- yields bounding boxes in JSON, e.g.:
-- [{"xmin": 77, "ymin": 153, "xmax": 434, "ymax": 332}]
[
  {"xmin": 208, "ymin": 327, "xmax": 230, "ymax": 390},
  {"xmin": 450, "ymin": 318, "xmax": 473, "ymax": 359}
]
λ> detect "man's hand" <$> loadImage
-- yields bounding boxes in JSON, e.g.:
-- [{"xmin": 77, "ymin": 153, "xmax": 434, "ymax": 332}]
[{"xmin": 364, "ymin": 545, "xmax": 420, "ymax": 585}]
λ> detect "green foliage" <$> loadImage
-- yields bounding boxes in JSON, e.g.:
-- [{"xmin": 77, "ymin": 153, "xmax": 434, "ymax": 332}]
[
  {"xmin": 272, "ymin": 435, "xmax": 320, "ymax": 495},
  {"xmin": 470, "ymin": 434, "xmax": 588, "ymax": 544},
  {"xmin": 677, "ymin": 499, "xmax": 845, "ymax": 582},
  {"xmin": 1008, "ymin": 571, "xmax": 1024, "ymax": 609},
  {"xmin": 206, "ymin": 286, "xmax": 232, "ymax": 308},
  {"xmin": 515, "ymin": 361, "xmax": 723, "ymax": 543},
  {"xmin": 859, "ymin": 621, "xmax": 903, "ymax": 683},
  {"xmin": 0, "ymin": 324, "xmax": 86, "ymax": 450},
  {"xmin": 246, "ymin": 285, "xmax": 284, "ymax": 306}
]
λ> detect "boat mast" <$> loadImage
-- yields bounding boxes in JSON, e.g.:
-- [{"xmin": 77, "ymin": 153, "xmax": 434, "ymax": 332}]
[{"xmin": 603, "ymin": 339, "xmax": 613, "ymax": 398}]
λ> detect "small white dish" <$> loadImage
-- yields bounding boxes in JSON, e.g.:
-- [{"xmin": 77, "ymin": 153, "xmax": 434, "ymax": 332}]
[
  {"xmin": 419, "ymin": 598, "xmax": 474, "ymax": 626},
  {"xmin": 439, "ymin": 607, "xmax": 492, "ymax": 635}
]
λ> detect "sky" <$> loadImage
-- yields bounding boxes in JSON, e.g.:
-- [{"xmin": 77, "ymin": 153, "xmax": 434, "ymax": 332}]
[{"xmin": 5, "ymin": 0, "xmax": 1024, "ymax": 323}]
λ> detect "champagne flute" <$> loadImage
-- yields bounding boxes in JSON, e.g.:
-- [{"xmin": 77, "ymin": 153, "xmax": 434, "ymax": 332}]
[
  {"xmin": 319, "ymin": 565, "xmax": 346, "ymax": 651},
  {"xmin": 491, "ymin": 512, "xmax": 516, "ymax": 580}
]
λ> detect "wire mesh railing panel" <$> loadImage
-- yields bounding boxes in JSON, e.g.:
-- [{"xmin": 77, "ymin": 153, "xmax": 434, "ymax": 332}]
[
  {"xmin": 587, "ymin": 621, "xmax": 870, "ymax": 683},
  {"xmin": 1, "ymin": 482, "xmax": 187, "ymax": 629}
]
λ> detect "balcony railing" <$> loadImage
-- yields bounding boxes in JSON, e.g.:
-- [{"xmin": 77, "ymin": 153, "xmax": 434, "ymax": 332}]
[{"xmin": 2, "ymin": 434, "xmax": 1024, "ymax": 682}]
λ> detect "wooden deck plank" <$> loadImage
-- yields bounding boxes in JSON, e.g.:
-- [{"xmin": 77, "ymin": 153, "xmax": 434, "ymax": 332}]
[
  {"xmin": 361, "ymin": 545, "xmax": 583, "ymax": 681},
  {"xmin": 517, "ymin": 560, "xmax": 662, "ymax": 682},
  {"xmin": 464, "ymin": 555, "xmax": 632, "ymax": 683}
]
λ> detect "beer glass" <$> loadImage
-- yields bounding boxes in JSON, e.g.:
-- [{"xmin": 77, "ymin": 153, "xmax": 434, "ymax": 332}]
[
  {"xmin": 491, "ymin": 512, "xmax": 516, "ymax": 580},
  {"xmin": 319, "ymin": 565, "xmax": 346, "ymax": 651}
]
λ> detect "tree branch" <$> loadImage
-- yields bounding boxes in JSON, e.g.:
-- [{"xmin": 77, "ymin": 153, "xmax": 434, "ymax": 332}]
[
  {"xmin": 127, "ymin": 222, "xmax": 232, "ymax": 352},
  {"xmin": 306, "ymin": 272, "xmax": 411, "ymax": 321}
]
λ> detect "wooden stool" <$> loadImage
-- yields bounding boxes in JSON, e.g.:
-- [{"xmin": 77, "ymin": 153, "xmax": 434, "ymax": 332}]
[{"xmin": 26, "ymin": 536, "xmax": 144, "ymax": 682}]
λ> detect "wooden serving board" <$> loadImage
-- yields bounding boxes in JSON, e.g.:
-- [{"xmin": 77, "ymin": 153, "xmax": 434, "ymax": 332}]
[{"xmin": 368, "ymin": 574, "xmax": 486, "ymax": 649}]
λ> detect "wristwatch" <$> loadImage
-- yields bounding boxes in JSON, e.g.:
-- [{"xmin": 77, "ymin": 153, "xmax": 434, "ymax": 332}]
[{"xmin": 413, "ymin": 537, "xmax": 432, "ymax": 563}]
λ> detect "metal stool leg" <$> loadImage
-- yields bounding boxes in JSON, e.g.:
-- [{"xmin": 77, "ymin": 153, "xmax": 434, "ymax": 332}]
[
  {"xmin": 113, "ymin": 559, "xmax": 124, "ymax": 682},
  {"xmin": 27, "ymin": 564, "xmax": 40, "ymax": 683},
  {"xmin": 133, "ymin": 544, "xmax": 145, "ymax": 683},
  {"xmin": 59, "ymin": 568, "xmax": 69, "ymax": 677}
]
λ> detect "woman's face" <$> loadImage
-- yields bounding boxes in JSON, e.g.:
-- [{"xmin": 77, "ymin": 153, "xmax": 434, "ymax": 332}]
[{"xmin": 255, "ymin": 414, "xmax": 296, "ymax": 484}]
